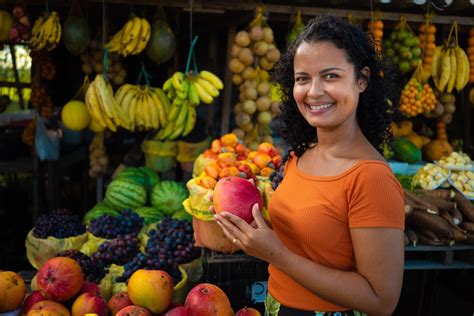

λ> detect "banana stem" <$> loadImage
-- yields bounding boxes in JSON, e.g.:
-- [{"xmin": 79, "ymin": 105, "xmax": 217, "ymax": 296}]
[{"xmin": 447, "ymin": 21, "xmax": 456, "ymax": 47}]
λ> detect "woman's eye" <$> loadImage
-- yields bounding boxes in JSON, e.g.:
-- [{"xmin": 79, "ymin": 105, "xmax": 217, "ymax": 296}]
[
  {"xmin": 295, "ymin": 76, "xmax": 308, "ymax": 83},
  {"xmin": 324, "ymin": 73, "xmax": 338, "ymax": 80}
]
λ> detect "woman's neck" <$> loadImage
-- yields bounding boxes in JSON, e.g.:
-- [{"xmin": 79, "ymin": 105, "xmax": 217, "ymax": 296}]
[{"xmin": 314, "ymin": 120, "xmax": 368, "ymax": 159}]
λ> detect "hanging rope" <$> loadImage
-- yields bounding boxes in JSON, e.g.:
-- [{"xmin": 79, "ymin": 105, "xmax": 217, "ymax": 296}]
[
  {"xmin": 45, "ymin": 0, "xmax": 49, "ymax": 15},
  {"xmin": 102, "ymin": 0, "xmax": 109, "ymax": 80},
  {"xmin": 137, "ymin": 59, "xmax": 152, "ymax": 86},
  {"xmin": 185, "ymin": 35, "xmax": 199, "ymax": 74}
]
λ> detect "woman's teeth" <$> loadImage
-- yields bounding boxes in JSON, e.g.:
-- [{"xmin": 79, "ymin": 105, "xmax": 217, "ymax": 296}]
[{"xmin": 309, "ymin": 103, "xmax": 334, "ymax": 110}]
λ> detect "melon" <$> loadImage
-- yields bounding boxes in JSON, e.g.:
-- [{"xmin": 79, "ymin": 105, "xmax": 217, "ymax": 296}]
[
  {"xmin": 61, "ymin": 100, "xmax": 91, "ymax": 131},
  {"xmin": 146, "ymin": 19, "xmax": 176, "ymax": 64},
  {"xmin": 63, "ymin": 15, "xmax": 90, "ymax": 55},
  {"xmin": 105, "ymin": 178, "xmax": 147, "ymax": 210}
]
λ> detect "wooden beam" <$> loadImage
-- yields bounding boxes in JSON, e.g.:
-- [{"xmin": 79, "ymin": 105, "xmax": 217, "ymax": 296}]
[
  {"xmin": 10, "ymin": 1, "xmax": 474, "ymax": 25},
  {"xmin": 0, "ymin": 81, "xmax": 31, "ymax": 88}
]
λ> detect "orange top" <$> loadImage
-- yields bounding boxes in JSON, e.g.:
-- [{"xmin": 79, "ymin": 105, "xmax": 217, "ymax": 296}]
[{"xmin": 268, "ymin": 155, "xmax": 405, "ymax": 311}]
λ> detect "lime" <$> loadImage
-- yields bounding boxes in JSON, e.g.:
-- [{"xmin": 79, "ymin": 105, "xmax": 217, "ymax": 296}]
[
  {"xmin": 411, "ymin": 47, "xmax": 421, "ymax": 58},
  {"xmin": 393, "ymin": 42, "xmax": 401, "ymax": 50},
  {"xmin": 399, "ymin": 61, "xmax": 410, "ymax": 73},
  {"xmin": 390, "ymin": 32, "xmax": 398, "ymax": 41},
  {"xmin": 397, "ymin": 31, "xmax": 408, "ymax": 41},
  {"xmin": 412, "ymin": 37, "xmax": 420, "ymax": 47},
  {"xmin": 403, "ymin": 37, "xmax": 414, "ymax": 47},
  {"xmin": 385, "ymin": 48, "xmax": 395, "ymax": 58},
  {"xmin": 402, "ymin": 51, "xmax": 413, "ymax": 60},
  {"xmin": 383, "ymin": 39, "xmax": 392, "ymax": 48}
]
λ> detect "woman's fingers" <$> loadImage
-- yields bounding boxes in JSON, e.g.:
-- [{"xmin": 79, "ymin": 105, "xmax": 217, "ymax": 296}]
[
  {"xmin": 252, "ymin": 203, "xmax": 268, "ymax": 229},
  {"xmin": 215, "ymin": 214, "xmax": 245, "ymax": 242}
]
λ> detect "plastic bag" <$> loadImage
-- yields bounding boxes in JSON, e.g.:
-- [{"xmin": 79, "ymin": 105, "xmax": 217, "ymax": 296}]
[
  {"xmin": 99, "ymin": 264, "xmax": 125, "ymax": 301},
  {"xmin": 173, "ymin": 266, "xmax": 189, "ymax": 305},
  {"xmin": 179, "ymin": 253, "xmax": 204, "ymax": 289},
  {"xmin": 35, "ymin": 115, "xmax": 60, "ymax": 161},
  {"xmin": 183, "ymin": 178, "xmax": 214, "ymax": 221},
  {"xmin": 191, "ymin": 217, "xmax": 240, "ymax": 254},
  {"xmin": 80, "ymin": 232, "xmax": 107, "ymax": 256},
  {"xmin": 142, "ymin": 140, "xmax": 178, "ymax": 172},
  {"xmin": 25, "ymin": 229, "xmax": 88, "ymax": 270},
  {"xmin": 192, "ymin": 153, "xmax": 216, "ymax": 178},
  {"xmin": 177, "ymin": 137, "xmax": 211, "ymax": 163}
]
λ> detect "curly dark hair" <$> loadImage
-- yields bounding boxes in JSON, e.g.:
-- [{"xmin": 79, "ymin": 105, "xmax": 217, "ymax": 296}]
[{"xmin": 272, "ymin": 15, "xmax": 398, "ymax": 157}]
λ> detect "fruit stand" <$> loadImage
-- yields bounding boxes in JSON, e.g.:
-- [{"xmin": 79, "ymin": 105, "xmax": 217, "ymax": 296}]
[{"xmin": 0, "ymin": 0, "xmax": 474, "ymax": 315}]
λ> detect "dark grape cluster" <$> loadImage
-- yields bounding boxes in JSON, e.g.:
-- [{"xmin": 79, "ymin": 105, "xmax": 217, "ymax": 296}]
[
  {"xmin": 269, "ymin": 152, "xmax": 289, "ymax": 190},
  {"xmin": 88, "ymin": 209, "xmax": 143, "ymax": 239},
  {"xmin": 33, "ymin": 209, "xmax": 86, "ymax": 238},
  {"xmin": 91, "ymin": 234, "xmax": 140, "ymax": 267},
  {"xmin": 116, "ymin": 217, "xmax": 201, "ymax": 284},
  {"xmin": 56, "ymin": 249, "xmax": 106, "ymax": 283},
  {"xmin": 116, "ymin": 252, "xmax": 181, "ymax": 285}
]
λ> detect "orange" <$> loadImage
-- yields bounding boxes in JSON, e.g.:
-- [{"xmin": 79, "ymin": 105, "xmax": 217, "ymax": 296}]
[
  {"xmin": 373, "ymin": 29, "xmax": 383, "ymax": 39},
  {"xmin": 374, "ymin": 20, "xmax": 384, "ymax": 30},
  {"xmin": 427, "ymin": 24, "xmax": 436, "ymax": 34},
  {"xmin": 468, "ymin": 37, "xmax": 474, "ymax": 46}
]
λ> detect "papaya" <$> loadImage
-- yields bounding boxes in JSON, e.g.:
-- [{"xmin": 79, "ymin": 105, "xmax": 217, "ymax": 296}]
[
  {"xmin": 146, "ymin": 19, "xmax": 176, "ymax": 64},
  {"xmin": 391, "ymin": 137, "xmax": 422, "ymax": 163}
]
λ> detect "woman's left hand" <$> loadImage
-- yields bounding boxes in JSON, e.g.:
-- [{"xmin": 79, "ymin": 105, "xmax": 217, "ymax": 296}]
[{"xmin": 214, "ymin": 204, "xmax": 287, "ymax": 264}]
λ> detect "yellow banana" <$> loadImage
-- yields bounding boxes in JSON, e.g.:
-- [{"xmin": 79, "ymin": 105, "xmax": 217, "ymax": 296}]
[
  {"xmin": 133, "ymin": 18, "xmax": 151, "ymax": 55},
  {"xmin": 149, "ymin": 90, "xmax": 167, "ymax": 128},
  {"xmin": 167, "ymin": 103, "xmax": 181, "ymax": 121},
  {"xmin": 187, "ymin": 81, "xmax": 200, "ymax": 106},
  {"xmin": 105, "ymin": 30, "xmax": 124, "ymax": 52},
  {"xmin": 118, "ymin": 86, "xmax": 137, "ymax": 118},
  {"xmin": 153, "ymin": 87, "xmax": 171, "ymax": 115},
  {"xmin": 163, "ymin": 78, "xmax": 174, "ymax": 92},
  {"xmin": 121, "ymin": 17, "xmax": 141, "ymax": 45},
  {"xmin": 102, "ymin": 113, "xmax": 118, "ymax": 132},
  {"xmin": 31, "ymin": 16, "xmax": 44, "ymax": 35},
  {"xmin": 176, "ymin": 79, "xmax": 189, "ymax": 100},
  {"xmin": 182, "ymin": 104, "xmax": 197, "ymax": 136},
  {"xmin": 93, "ymin": 75, "xmax": 114, "ymax": 118},
  {"xmin": 168, "ymin": 103, "xmax": 188, "ymax": 140},
  {"xmin": 454, "ymin": 46, "xmax": 469, "ymax": 92},
  {"xmin": 196, "ymin": 77, "xmax": 219, "ymax": 97},
  {"xmin": 128, "ymin": 91, "xmax": 140, "ymax": 131},
  {"xmin": 446, "ymin": 48, "xmax": 457, "ymax": 94},
  {"xmin": 158, "ymin": 121, "xmax": 176, "ymax": 140},
  {"xmin": 438, "ymin": 48, "xmax": 451, "ymax": 93},
  {"xmin": 194, "ymin": 80, "xmax": 214, "ymax": 104},
  {"xmin": 145, "ymin": 93, "xmax": 159, "ymax": 129},
  {"xmin": 171, "ymin": 72, "xmax": 184, "ymax": 91},
  {"xmin": 115, "ymin": 84, "xmax": 134, "ymax": 105},
  {"xmin": 143, "ymin": 94, "xmax": 154, "ymax": 130},
  {"xmin": 430, "ymin": 45, "xmax": 443, "ymax": 88},
  {"xmin": 199, "ymin": 70, "xmax": 224, "ymax": 89},
  {"xmin": 85, "ymin": 83, "xmax": 107, "ymax": 128}
]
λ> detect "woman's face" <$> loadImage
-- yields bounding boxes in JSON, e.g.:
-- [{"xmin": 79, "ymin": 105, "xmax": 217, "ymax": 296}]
[{"xmin": 293, "ymin": 40, "xmax": 368, "ymax": 130}]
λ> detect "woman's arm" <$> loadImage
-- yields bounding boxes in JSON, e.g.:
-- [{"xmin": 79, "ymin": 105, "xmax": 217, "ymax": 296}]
[{"xmin": 215, "ymin": 208, "xmax": 404, "ymax": 315}]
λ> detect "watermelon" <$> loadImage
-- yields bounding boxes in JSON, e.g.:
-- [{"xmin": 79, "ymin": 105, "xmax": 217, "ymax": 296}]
[
  {"xmin": 83, "ymin": 202, "xmax": 119, "ymax": 224},
  {"xmin": 135, "ymin": 207, "xmax": 165, "ymax": 225},
  {"xmin": 140, "ymin": 166, "xmax": 160, "ymax": 193},
  {"xmin": 105, "ymin": 178, "xmax": 147, "ymax": 210},
  {"xmin": 151, "ymin": 180, "xmax": 188, "ymax": 216},
  {"xmin": 117, "ymin": 166, "xmax": 160, "ymax": 195}
]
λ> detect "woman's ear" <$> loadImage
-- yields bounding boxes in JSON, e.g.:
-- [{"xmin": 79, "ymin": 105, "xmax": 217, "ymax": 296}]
[{"xmin": 358, "ymin": 67, "xmax": 370, "ymax": 92}]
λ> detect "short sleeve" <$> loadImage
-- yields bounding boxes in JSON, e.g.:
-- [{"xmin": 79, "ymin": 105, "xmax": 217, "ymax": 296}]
[{"xmin": 347, "ymin": 163, "xmax": 405, "ymax": 229}]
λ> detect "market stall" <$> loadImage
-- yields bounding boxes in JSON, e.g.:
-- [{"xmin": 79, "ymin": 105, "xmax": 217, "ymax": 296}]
[{"xmin": 0, "ymin": 0, "xmax": 474, "ymax": 315}]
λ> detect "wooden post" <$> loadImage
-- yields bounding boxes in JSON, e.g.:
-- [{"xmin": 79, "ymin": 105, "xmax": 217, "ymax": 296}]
[{"xmin": 220, "ymin": 25, "xmax": 236, "ymax": 135}]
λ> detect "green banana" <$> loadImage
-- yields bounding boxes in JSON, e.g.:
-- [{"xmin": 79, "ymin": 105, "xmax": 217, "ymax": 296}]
[{"xmin": 182, "ymin": 105, "xmax": 197, "ymax": 136}]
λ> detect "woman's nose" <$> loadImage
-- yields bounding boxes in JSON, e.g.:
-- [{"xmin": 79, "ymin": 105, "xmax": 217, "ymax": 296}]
[{"xmin": 307, "ymin": 78, "xmax": 324, "ymax": 98}]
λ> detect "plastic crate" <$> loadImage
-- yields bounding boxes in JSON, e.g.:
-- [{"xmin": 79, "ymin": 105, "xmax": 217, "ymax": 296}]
[{"xmin": 203, "ymin": 249, "xmax": 269, "ymax": 312}]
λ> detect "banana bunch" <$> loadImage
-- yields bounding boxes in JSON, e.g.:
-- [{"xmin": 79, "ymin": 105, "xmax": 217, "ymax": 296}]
[
  {"xmin": 114, "ymin": 84, "xmax": 170, "ymax": 131},
  {"xmin": 85, "ymin": 74, "xmax": 131, "ymax": 132},
  {"xmin": 106, "ymin": 16, "xmax": 151, "ymax": 57},
  {"xmin": 30, "ymin": 11, "xmax": 61, "ymax": 51},
  {"xmin": 153, "ymin": 100, "xmax": 196, "ymax": 141},
  {"xmin": 431, "ymin": 45, "xmax": 470, "ymax": 93},
  {"xmin": 163, "ymin": 70, "xmax": 224, "ymax": 107}
]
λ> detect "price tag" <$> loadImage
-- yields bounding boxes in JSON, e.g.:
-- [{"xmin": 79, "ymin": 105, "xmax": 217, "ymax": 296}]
[{"xmin": 250, "ymin": 281, "xmax": 268, "ymax": 304}]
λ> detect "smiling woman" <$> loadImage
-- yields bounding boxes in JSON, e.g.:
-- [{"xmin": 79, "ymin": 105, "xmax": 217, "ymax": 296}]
[{"xmin": 214, "ymin": 15, "xmax": 405, "ymax": 316}]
